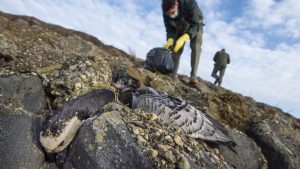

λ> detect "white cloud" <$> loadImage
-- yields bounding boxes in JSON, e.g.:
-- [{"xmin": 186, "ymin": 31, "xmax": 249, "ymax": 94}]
[
  {"xmin": 0, "ymin": 0, "xmax": 299, "ymax": 117},
  {"xmin": 238, "ymin": 0, "xmax": 300, "ymax": 38}
]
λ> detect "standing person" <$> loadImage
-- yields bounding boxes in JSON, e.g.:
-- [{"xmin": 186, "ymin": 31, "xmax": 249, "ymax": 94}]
[
  {"xmin": 162, "ymin": 0, "xmax": 204, "ymax": 85},
  {"xmin": 211, "ymin": 48, "xmax": 230, "ymax": 86}
]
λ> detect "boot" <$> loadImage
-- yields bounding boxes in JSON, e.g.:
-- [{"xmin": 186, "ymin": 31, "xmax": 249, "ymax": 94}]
[
  {"xmin": 213, "ymin": 80, "xmax": 218, "ymax": 86},
  {"xmin": 171, "ymin": 73, "xmax": 178, "ymax": 81},
  {"xmin": 189, "ymin": 78, "xmax": 199, "ymax": 85},
  {"xmin": 213, "ymin": 77, "xmax": 219, "ymax": 86}
]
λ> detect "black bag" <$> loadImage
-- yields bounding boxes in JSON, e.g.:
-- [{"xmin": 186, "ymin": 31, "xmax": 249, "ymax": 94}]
[{"xmin": 144, "ymin": 47, "xmax": 174, "ymax": 74}]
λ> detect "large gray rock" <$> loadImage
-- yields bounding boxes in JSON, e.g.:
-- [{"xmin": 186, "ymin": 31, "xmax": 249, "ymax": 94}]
[
  {"xmin": 219, "ymin": 129, "xmax": 267, "ymax": 169},
  {"xmin": 65, "ymin": 110, "xmax": 154, "ymax": 169},
  {"xmin": 246, "ymin": 115, "xmax": 300, "ymax": 169},
  {"xmin": 0, "ymin": 105, "xmax": 45, "ymax": 169},
  {"xmin": 0, "ymin": 75, "xmax": 47, "ymax": 114}
]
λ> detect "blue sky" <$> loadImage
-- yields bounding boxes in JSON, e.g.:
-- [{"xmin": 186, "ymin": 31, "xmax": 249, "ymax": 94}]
[{"xmin": 0, "ymin": 0, "xmax": 299, "ymax": 118}]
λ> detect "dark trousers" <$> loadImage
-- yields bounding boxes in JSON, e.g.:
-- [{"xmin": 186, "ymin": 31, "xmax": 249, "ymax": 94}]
[{"xmin": 211, "ymin": 64, "xmax": 226, "ymax": 86}]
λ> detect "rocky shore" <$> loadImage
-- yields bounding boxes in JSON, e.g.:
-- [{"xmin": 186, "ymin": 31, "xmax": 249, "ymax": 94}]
[{"xmin": 0, "ymin": 11, "xmax": 299, "ymax": 169}]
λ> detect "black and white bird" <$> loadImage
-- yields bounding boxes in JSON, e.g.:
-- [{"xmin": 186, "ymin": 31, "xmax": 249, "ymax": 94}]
[
  {"xmin": 40, "ymin": 72, "xmax": 234, "ymax": 153},
  {"xmin": 40, "ymin": 89, "xmax": 115, "ymax": 153}
]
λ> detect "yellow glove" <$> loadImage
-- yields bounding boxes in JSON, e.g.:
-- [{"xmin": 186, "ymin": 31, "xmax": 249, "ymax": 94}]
[
  {"xmin": 163, "ymin": 38, "xmax": 174, "ymax": 50},
  {"xmin": 174, "ymin": 33, "xmax": 190, "ymax": 53}
]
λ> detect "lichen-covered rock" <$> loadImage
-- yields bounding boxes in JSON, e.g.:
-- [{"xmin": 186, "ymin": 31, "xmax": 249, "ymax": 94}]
[
  {"xmin": 39, "ymin": 162, "xmax": 58, "ymax": 169},
  {"xmin": 0, "ymin": 105, "xmax": 44, "ymax": 169},
  {"xmin": 127, "ymin": 66, "xmax": 176, "ymax": 93},
  {"xmin": 0, "ymin": 74, "xmax": 46, "ymax": 169},
  {"xmin": 0, "ymin": 75, "xmax": 47, "ymax": 114},
  {"xmin": 246, "ymin": 114, "xmax": 300, "ymax": 169},
  {"xmin": 66, "ymin": 105, "xmax": 154, "ymax": 169},
  {"xmin": 219, "ymin": 129, "xmax": 267, "ymax": 169},
  {"xmin": 46, "ymin": 55, "xmax": 112, "ymax": 107}
]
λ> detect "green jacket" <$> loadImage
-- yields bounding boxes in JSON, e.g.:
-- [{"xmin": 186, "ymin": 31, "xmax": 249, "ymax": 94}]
[
  {"xmin": 163, "ymin": 0, "xmax": 204, "ymax": 39},
  {"xmin": 213, "ymin": 51, "xmax": 230, "ymax": 67}
]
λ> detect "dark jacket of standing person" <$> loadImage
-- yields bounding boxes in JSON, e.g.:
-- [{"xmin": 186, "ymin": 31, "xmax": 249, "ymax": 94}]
[{"xmin": 214, "ymin": 49, "xmax": 230, "ymax": 67}]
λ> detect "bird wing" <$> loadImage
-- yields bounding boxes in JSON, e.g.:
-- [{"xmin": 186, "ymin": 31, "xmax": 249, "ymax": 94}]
[{"xmin": 136, "ymin": 94, "xmax": 232, "ymax": 143}]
